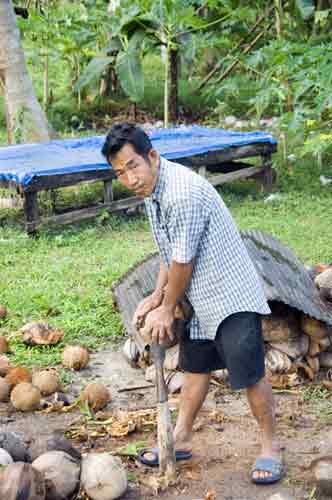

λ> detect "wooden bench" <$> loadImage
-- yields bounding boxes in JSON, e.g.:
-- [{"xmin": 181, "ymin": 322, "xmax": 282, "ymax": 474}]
[{"xmin": 0, "ymin": 128, "xmax": 277, "ymax": 234}]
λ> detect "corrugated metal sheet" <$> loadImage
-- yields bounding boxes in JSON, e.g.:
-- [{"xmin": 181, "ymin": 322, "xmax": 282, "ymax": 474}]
[
  {"xmin": 112, "ymin": 231, "xmax": 332, "ymax": 341},
  {"xmin": 242, "ymin": 230, "xmax": 332, "ymax": 325}
]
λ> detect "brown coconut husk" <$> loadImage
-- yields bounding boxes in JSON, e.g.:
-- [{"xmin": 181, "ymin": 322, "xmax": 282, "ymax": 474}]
[
  {"xmin": 301, "ymin": 315, "xmax": 330, "ymax": 339},
  {"xmin": 62, "ymin": 345, "xmax": 89, "ymax": 370},
  {"xmin": 80, "ymin": 383, "xmax": 111, "ymax": 411},
  {"xmin": 5, "ymin": 367, "xmax": 31, "ymax": 387},
  {"xmin": 0, "ymin": 336, "xmax": 9, "ymax": 354},
  {"xmin": 20, "ymin": 321, "xmax": 64, "ymax": 346},
  {"xmin": 0, "ymin": 462, "xmax": 46, "ymax": 500}
]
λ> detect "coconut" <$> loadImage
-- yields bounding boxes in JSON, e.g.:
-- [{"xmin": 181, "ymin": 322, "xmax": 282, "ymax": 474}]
[
  {"xmin": 0, "ymin": 335, "xmax": 9, "ymax": 353},
  {"xmin": 32, "ymin": 450, "xmax": 80, "ymax": 500},
  {"xmin": 0, "ymin": 447, "xmax": 13, "ymax": 465},
  {"xmin": 0, "ymin": 462, "xmax": 46, "ymax": 500},
  {"xmin": 309, "ymin": 455, "xmax": 332, "ymax": 495},
  {"xmin": 0, "ymin": 305, "xmax": 7, "ymax": 320},
  {"xmin": 81, "ymin": 382, "xmax": 111, "ymax": 411},
  {"xmin": 5, "ymin": 366, "xmax": 32, "ymax": 387},
  {"xmin": 265, "ymin": 348, "xmax": 292, "ymax": 374},
  {"xmin": 0, "ymin": 377, "xmax": 11, "ymax": 401},
  {"xmin": 32, "ymin": 369, "xmax": 60, "ymax": 396},
  {"xmin": 301, "ymin": 315, "xmax": 329, "ymax": 339},
  {"xmin": 0, "ymin": 354, "xmax": 11, "ymax": 376},
  {"xmin": 62, "ymin": 345, "xmax": 89, "ymax": 370},
  {"xmin": 81, "ymin": 453, "xmax": 127, "ymax": 500},
  {"xmin": 29, "ymin": 432, "xmax": 81, "ymax": 462},
  {"xmin": 20, "ymin": 321, "xmax": 64, "ymax": 346},
  {"xmin": 0, "ymin": 431, "xmax": 31, "ymax": 462},
  {"xmin": 11, "ymin": 382, "xmax": 41, "ymax": 412}
]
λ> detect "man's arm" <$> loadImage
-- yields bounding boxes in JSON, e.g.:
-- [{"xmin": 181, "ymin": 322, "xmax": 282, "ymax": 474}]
[
  {"xmin": 162, "ymin": 259, "xmax": 193, "ymax": 312},
  {"xmin": 143, "ymin": 259, "xmax": 193, "ymax": 343},
  {"xmin": 133, "ymin": 259, "xmax": 168, "ymax": 327}
]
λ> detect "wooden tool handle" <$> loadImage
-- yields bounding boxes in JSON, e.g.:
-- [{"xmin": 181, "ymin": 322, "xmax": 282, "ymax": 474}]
[{"xmin": 151, "ymin": 342, "xmax": 168, "ymax": 403}]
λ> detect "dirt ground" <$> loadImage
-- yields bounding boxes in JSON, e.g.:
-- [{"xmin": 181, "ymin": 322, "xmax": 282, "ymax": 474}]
[{"xmin": 1, "ymin": 345, "xmax": 331, "ymax": 500}]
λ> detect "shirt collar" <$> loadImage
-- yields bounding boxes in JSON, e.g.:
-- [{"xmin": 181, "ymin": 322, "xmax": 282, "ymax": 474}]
[{"xmin": 151, "ymin": 156, "xmax": 166, "ymax": 203}]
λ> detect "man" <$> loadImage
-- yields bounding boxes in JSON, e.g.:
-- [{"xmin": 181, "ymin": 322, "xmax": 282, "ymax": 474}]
[{"xmin": 102, "ymin": 123, "xmax": 283, "ymax": 484}]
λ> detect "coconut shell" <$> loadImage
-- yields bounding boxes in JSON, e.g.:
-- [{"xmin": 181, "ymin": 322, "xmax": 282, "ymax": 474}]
[
  {"xmin": 0, "ymin": 447, "xmax": 13, "ymax": 465},
  {"xmin": 32, "ymin": 450, "xmax": 80, "ymax": 500},
  {"xmin": 32, "ymin": 369, "xmax": 60, "ymax": 396},
  {"xmin": 62, "ymin": 345, "xmax": 89, "ymax": 370},
  {"xmin": 81, "ymin": 453, "xmax": 127, "ymax": 500},
  {"xmin": 5, "ymin": 366, "xmax": 32, "ymax": 387},
  {"xmin": 20, "ymin": 321, "xmax": 64, "ymax": 346},
  {"xmin": 81, "ymin": 382, "xmax": 111, "ymax": 411},
  {"xmin": 0, "ymin": 305, "xmax": 7, "ymax": 320},
  {"xmin": 0, "ymin": 354, "xmax": 11, "ymax": 376},
  {"xmin": 0, "ymin": 336, "xmax": 9, "ymax": 353},
  {"xmin": 0, "ymin": 431, "xmax": 31, "ymax": 462},
  {"xmin": 0, "ymin": 377, "xmax": 11, "ymax": 401},
  {"xmin": 301, "ymin": 315, "xmax": 330, "ymax": 339},
  {"xmin": 11, "ymin": 382, "xmax": 41, "ymax": 412},
  {"xmin": 306, "ymin": 356, "xmax": 320, "ymax": 373},
  {"xmin": 0, "ymin": 462, "xmax": 46, "ymax": 500},
  {"xmin": 309, "ymin": 339, "xmax": 321, "ymax": 357}
]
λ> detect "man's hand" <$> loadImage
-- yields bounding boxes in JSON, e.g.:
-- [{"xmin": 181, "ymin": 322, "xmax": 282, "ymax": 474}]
[
  {"xmin": 142, "ymin": 305, "xmax": 175, "ymax": 344},
  {"xmin": 132, "ymin": 290, "xmax": 163, "ymax": 328}
]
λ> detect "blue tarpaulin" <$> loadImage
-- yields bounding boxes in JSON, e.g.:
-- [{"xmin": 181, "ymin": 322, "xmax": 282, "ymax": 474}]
[{"xmin": 0, "ymin": 125, "xmax": 277, "ymax": 188}]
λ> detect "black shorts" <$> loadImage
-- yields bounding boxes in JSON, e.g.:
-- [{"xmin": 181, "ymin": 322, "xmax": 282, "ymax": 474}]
[{"xmin": 178, "ymin": 311, "xmax": 265, "ymax": 390}]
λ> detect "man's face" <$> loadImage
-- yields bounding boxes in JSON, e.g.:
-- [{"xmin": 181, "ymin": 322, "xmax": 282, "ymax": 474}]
[{"xmin": 110, "ymin": 143, "xmax": 159, "ymax": 198}]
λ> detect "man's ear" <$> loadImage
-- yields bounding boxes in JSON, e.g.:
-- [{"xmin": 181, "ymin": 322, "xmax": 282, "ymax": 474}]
[{"xmin": 148, "ymin": 148, "xmax": 159, "ymax": 168}]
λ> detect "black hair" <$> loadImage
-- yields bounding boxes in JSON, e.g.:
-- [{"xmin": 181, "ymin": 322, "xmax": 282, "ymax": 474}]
[{"xmin": 101, "ymin": 122, "xmax": 152, "ymax": 163}]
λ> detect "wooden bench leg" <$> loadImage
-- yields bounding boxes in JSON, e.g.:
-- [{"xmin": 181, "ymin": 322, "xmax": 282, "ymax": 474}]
[
  {"xmin": 24, "ymin": 191, "xmax": 39, "ymax": 235},
  {"xmin": 103, "ymin": 180, "xmax": 113, "ymax": 203},
  {"xmin": 261, "ymin": 153, "xmax": 274, "ymax": 193}
]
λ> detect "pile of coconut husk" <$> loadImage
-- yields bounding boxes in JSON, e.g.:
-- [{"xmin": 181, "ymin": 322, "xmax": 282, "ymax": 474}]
[
  {"xmin": 0, "ymin": 431, "xmax": 127, "ymax": 500},
  {"xmin": 122, "ymin": 265, "xmax": 332, "ymax": 391}
]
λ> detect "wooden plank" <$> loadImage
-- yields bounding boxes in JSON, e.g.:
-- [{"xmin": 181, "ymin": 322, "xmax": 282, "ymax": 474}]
[
  {"xmin": 103, "ymin": 179, "xmax": 113, "ymax": 203},
  {"xmin": 207, "ymin": 165, "xmax": 263, "ymax": 186},
  {"xmin": 23, "ymin": 191, "xmax": 39, "ymax": 234},
  {"xmin": 24, "ymin": 169, "xmax": 115, "ymax": 192},
  {"xmin": 177, "ymin": 143, "xmax": 277, "ymax": 168},
  {"xmin": 38, "ymin": 196, "xmax": 143, "ymax": 227},
  {"xmin": 261, "ymin": 153, "xmax": 274, "ymax": 193}
]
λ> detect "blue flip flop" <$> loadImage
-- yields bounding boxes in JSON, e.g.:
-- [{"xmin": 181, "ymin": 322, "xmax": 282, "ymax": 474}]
[
  {"xmin": 138, "ymin": 447, "xmax": 192, "ymax": 467},
  {"xmin": 251, "ymin": 457, "xmax": 284, "ymax": 485}
]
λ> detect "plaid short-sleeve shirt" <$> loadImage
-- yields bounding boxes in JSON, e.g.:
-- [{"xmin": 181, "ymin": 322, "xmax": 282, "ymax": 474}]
[{"xmin": 144, "ymin": 157, "xmax": 270, "ymax": 340}]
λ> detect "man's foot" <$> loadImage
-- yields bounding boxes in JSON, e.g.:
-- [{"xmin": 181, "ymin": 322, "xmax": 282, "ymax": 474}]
[
  {"xmin": 138, "ymin": 447, "xmax": 192, "ymax": 467},
  {"xmin": 251, "ymin": 456, "xmax": 283, "ymax": 484},
  {"xmin": 251, "ymin": 441, "xmax": 283, "ymax": 484}
]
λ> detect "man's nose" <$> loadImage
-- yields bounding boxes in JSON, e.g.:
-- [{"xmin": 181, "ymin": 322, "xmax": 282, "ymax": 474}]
[{"xmin": 127, "ymin": 169, "xmax": 138, "ymax": 186}]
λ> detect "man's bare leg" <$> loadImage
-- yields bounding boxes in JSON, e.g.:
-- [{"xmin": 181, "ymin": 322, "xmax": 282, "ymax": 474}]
[
  {"xmin": 173, "ymin": 372, "xmax": 211, "ymax": 451},
  {"xmin": 247, "ymin": 376, "xmax": 281, "ymax": 480}
]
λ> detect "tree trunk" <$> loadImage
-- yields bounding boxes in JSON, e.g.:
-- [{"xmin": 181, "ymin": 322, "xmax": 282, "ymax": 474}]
[
  {"xmin": 168, "ymin": 48, "xmax": 179, "ymax": 123},
  {"xmin": 0, "ymin": 0, "xmax": 55, "ymax": 143}
]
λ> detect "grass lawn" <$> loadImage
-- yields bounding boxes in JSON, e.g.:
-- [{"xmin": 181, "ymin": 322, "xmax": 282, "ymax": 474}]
[{"xmin": 0, "ymin": 155, "xmax": 331, "ymax": 369}]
